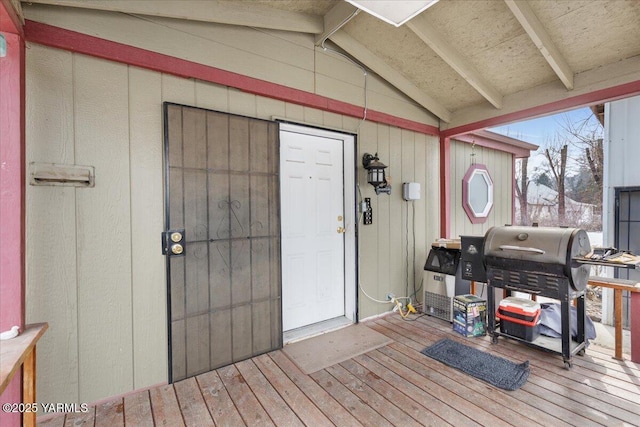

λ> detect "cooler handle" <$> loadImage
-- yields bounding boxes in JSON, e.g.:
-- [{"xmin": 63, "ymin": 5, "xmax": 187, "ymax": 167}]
[{"xmin": 496, "ymin": 307, "xmax": 541, "ymax": 327}]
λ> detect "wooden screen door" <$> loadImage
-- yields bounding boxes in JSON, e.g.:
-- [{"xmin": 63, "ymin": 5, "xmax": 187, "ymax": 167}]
[
  {"xmin": 615, "ymin": 187, "xmax": 640, "ymax": 328},
  {"xmin": 163, "ymin": 103, "xmax": 281, "ymax": 382}
]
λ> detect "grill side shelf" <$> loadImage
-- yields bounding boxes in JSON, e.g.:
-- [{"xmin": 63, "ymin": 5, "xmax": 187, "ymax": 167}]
[{"xmin": 574, "ymin": 257, "xmax": 640, "ymax": 269}]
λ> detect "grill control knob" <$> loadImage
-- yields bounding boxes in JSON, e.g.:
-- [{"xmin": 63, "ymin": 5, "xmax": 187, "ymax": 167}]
[{"xmin": 517, "ymin": 233, "xmax": 528, "ymax": 241}]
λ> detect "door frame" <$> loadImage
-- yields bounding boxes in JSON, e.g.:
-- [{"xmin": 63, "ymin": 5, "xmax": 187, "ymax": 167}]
[
  {"xmin": 278, "ymin": 122, "xmax": 358, "ymax": 328},
  {"xmin": 614, "ymin": 186, "xmax": 640, "ymax": 327}
]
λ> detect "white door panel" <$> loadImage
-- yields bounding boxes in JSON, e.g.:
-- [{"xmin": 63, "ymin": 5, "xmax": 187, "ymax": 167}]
[{"xmin": 281, "ymin": 129, "xmax": 345, "ymax": 331}]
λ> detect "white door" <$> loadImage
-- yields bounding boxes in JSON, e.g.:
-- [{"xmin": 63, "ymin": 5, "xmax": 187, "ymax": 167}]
[{"xmin": 280, "ymin": 127, "xmax": 347, "ymax": 331}]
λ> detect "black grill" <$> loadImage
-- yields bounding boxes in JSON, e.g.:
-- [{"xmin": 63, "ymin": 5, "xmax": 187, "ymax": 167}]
[{"xmin": 483, "ymin": 226, "xmax": 591, "ymax": 369}]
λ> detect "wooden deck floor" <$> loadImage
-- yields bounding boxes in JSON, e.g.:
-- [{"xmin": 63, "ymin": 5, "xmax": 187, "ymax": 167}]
[{"xmin": 38, "ymin": 313, "xmax": 640, "ymax": 426}]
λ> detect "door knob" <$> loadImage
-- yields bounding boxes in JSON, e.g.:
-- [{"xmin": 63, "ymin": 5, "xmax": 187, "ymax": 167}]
[
  {"xmin": 162, "ymin": 229, "xmax": 186, "ymax": 257},
  {"xmin": 337, "ymin": 227, "xmax": 345, "ymax": 234}
]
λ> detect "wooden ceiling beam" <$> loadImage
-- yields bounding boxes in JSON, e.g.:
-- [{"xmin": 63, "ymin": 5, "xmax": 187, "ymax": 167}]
[
  {"xmin": 315, "ymin": 2, "xmax": 359, "ymax": 47},
  {"xmin": 329, "ymin": 30, "xmax": 452, "ymax": 123},
  {"xmin": 407, "ymin": 13, "xmax": 504, "ymax": 110},
  {"xmin": 24, "ymin": 0, "xmax": 323, "ymax": 33},
  {"xmin": 505, "ymin": 0, "xmax": 574, "ymax": 90}
]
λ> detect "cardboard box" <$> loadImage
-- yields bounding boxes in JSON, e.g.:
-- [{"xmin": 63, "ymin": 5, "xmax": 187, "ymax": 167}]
[{"xmin": 453, "ymin": 294, "xmax": 487, "ymax": 337}]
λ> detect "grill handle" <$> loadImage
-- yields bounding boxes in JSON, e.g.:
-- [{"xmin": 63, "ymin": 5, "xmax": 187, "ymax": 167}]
[
  {"xmin": 503, "ymin": 285, "xmax": 541, "ymax": 295},
  {"xmin": 499, "ymin": 245, "xmax": 545, "ymax": 255}
]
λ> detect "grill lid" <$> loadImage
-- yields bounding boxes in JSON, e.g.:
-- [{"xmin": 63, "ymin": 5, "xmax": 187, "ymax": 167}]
[{"xmin": 483, "ymin": 226, "xmax": 591, "ymax": 291}]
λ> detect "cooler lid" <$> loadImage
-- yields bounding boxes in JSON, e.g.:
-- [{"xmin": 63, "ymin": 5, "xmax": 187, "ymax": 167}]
[
  {"xmin": 498, "ymin": 297, "xmax": 540, "ymax": 314},
  {"xmin": 424, "ymin": 247, "xmax": 460, "ymax": 275}
]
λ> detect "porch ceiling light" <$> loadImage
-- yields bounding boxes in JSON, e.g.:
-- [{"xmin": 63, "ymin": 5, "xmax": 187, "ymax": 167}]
[
  {"xmin": 345, "ymin": 0, "xmax": 440, "ymax": 27},
  {"xmin": 363, "ymin": 152, "xmax": 391, "ymax": 195}
]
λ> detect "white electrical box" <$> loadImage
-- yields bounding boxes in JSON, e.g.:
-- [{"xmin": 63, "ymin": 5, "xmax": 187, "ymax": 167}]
[{"xmin": 402, "ymin": 182, "xmax": 421, "ymax": 201}]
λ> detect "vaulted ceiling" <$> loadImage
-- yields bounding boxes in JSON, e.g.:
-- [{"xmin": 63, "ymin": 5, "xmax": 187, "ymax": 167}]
[{"xmin": 18, "ymin": 0, "xmax": 640, "ymax": 134}]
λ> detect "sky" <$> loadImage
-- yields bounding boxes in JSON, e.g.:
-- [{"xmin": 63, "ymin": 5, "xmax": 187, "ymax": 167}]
[{"xmin": 488, "ymin": 106, "xmax": 600, "ymax": 176}]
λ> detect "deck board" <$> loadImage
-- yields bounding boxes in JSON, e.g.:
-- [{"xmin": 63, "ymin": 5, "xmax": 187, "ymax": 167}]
[
  {"xmin": 123, "ymin": 390, "xmax": 154, "ymax": 427},
  {"xmin": 37, "ymin": 313, "xmax": 640, "ymax": 427},
  {"xmin": 370, "ymin": 323, "xmax": 568, "ymax": 427},
  {"xmin": 252, "ymin": 354, "xmax": 333, "ymax": 427},
  {"xmin": 148, "ymin": 383, "xmax": 185, "ymax": 427},
  {"xmin": 235, "ymin": 359, "xmax": 305, "ymax": 427},
  {"xmin": 94, "ymin": 399, "xmax": 124, "ymax": 427},
  {"xmin": 217, "ymin": 364, "xmax": 275, "ymax": 426},
  {"xmin": 173, "ymin": 377, "xmax": 214, "ymax": 427},
  {"xmin": 196, "ymin": 369, "xmax": 246, "ymax": 427}
]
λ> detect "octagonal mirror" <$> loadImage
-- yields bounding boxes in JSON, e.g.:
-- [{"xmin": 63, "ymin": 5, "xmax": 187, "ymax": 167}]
[{"xmin": 462, "ymin": 164, "xmax": 493, "ymax": 223}]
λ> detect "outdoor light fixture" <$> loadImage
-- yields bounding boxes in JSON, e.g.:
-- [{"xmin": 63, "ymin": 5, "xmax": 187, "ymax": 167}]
[
  {"xmin": 362, "ymin": 152, "xmax": 391, "ymax": 195},
  {"xmin": 345, "ymin": 0, "xmax": 440, "ymax": 27}
]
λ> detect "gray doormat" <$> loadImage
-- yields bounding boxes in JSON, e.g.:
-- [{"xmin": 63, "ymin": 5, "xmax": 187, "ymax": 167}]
[
  {"xmin": 421, "ymin": 338, "xmax": 530, "ymax": 390},
  {"xmin": 282, "ymin": 324, "xmax": 392, "ymax": 374}
]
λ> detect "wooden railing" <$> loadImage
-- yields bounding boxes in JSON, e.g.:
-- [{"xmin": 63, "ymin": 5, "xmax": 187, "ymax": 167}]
[
  {"xmin": 588, "ymin": 277, "xmax": 639, "ymax": 362},
  {"xmin": 0, "ymin": 323, "xmax": 48, "ymax": 427}
]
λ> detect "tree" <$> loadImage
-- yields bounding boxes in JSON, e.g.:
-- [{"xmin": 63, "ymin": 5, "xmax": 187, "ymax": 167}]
[
  {"xmin": 544, "ymin": 140, "xmax": 568, "ymax": 224},
  {"xmin": 515, "ymin": 157, "xmax": 529, "ymax": 225},
  {"xmin": 559, "ymin": 113, "xmax": 604, "ymax": 207},
  {"xmin": 535, "ymin": 172, "xmax": 553, "ymax": 189}
]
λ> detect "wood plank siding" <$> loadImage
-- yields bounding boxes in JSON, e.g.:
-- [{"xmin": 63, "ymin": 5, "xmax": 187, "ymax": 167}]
[
  {"xmin": 25, "ymin": 41, "xmax": 446, "ymax": 406},
  {"xmin": 37, "ymin": 313, "xmax": 640, "ymax": 426},
  {"xmin": 449, "ymin": 138, "xmax": 515, "ymax": 237},
  {"xmin": 22, "ymin": 4, "xmax": 530, "ymax": 408}
]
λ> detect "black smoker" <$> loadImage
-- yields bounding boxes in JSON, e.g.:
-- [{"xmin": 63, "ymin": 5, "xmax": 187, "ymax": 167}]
[{"xmin": 482, "ymin": 226, "xmax": 592, "ymax": 368}]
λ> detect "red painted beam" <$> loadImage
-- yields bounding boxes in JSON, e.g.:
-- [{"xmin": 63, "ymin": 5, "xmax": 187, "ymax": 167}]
[
  {"xmin": 441, "ymin": 80, "xmax": 640, "ymax": 139},
  {"xmin": 632, "ymin": 292, "xmax": 640, "ymax": 363},
  {"xmin": 0, "ymin": 29, "xmax": 25, "ymax": 427},
  {"xmin": 511, "ymin": 157, "xmax": 517, "ymax": 226},
  {"xmin": 0, "ymin": 0, "xmax": 23, "ymax": 35},
  {"xmin": 24, "ymin": 20, "xmax": 439, "ymax": 137},
  {"xmin": 439, "ymin": 136, "xmax": 450, "ymax": 238}
]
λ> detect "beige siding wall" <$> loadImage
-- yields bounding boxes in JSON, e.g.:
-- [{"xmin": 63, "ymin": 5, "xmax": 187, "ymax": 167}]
[
  {"xmin": 25, "ymin": 40, "xmax": 440, "ymax": 405},
  {"xmin": 449, "ymin": 139, "xmax": 514, "ymax": 238},
  {"xmin": 23, "ymin": 3, "xmax": 437, "ymax": 128}
]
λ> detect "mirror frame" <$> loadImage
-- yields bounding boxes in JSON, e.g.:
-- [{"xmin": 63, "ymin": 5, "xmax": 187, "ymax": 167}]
[{"xmin": 462, "ymin": 164, "xmax": 494, "ymax": 223}]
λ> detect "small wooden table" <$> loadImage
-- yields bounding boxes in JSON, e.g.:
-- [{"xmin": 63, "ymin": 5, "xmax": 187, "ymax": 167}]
[
  {"xmin": 588, "ymin": 277, "xmax": 640, "ymax": 362},
  {"xmin": 0, "ymin": 323, "xmax": 48, "ymax": 427}
]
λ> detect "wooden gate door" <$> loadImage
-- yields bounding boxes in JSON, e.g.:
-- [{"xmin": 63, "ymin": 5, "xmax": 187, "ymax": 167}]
[
  {"xmin": 615, "ymin": 187, "xmax": 640, "ymax": 328},
  {"xmin": 163, "ymin": 103, "xmax": 281, "ymax": 382}
]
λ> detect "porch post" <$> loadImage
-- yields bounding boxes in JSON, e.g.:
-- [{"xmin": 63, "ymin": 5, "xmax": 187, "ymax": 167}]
[
  {"xmin": 0, "ymin": 2, "xmax": 26, "ymax": 426},
  {"xmin": 439, "ymin": 135, "xmax": 451, "ymax": 238}
]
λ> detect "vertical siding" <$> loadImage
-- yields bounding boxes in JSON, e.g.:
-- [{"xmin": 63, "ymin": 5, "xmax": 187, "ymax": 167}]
[
  {"xmin": 357, "ymin": 122, "xmax": 440, "ymax": 317},
  {"xmin": 449, "ymin": 139, "xmax": 514, "ymax": 238},
  {"xmin": 74, "ymin": 55, "xmax": 133, "ymax": 402},
  {"xmin": 26, "ymin": 49, "xmax": 440, "ymax": 405},
  {"xmin": 25, "ymin": 44, "xmax": 80, "ymax": 404},
  {"xmin": 129, "ymin": 68, "xmax": 166, "ymax": 390}
]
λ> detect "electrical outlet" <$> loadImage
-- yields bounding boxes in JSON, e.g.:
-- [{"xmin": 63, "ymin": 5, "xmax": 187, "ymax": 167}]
[
  {"xmin": 363, "ymin": 198, "xmax": 373, "ymax": 225},
  {"xmin": 386, "ymin": 293, "xmax": 395, "ymax": 301}
]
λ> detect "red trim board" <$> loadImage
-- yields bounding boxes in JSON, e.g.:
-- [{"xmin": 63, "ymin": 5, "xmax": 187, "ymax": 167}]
[
  {"xmin": 0, "ymin": 32, "xmax": 25, "ymax": 336},
  {"xmin": 439, "ymin": 136, "xmax": 450, "ymax": 238},
  {"xmin": 0, "ymin": 0, "xmax": 23, "ymax": 35},
  {"xmin": 454, "ymin": 131, "xmax": 536, "ymax": 158},
  {"xmin": 442, "ymin": 80, "xmax": 640, "ymax": 139},
  {"xmin": 0, "ymin": 29, "xmax": 25, "ymax": 427},
  {"xmin": 23, "ymin": 20, "xmax": 439, "ymax": 136}
]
